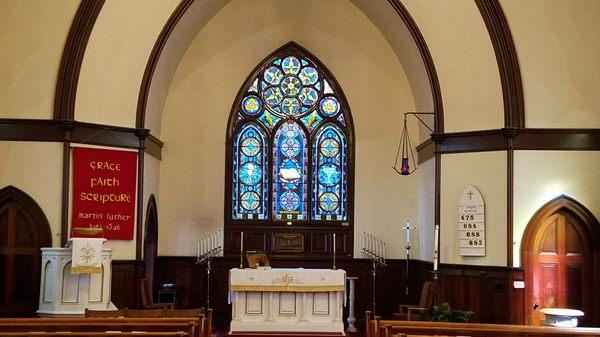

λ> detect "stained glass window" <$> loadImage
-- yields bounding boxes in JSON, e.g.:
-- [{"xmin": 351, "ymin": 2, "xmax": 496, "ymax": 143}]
[
  {"xmin": 232, "ymin": 123, "xmax": 268, "ymax": 220},
  {"xmin": 228, "ymin": 43, "xmax": 353, "ymax": 224},
  {"xmin": 312, "ymin": 123, "xmax": 347, "ymax": 220},
  {"xmin": 273, "ymin": 120, "xmax": 308, "ymax": 220}
]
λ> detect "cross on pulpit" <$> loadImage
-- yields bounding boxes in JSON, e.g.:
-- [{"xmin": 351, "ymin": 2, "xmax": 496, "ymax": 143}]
[{"xmin": 467, "ymin": 190, "xmax": 474, "ymax": 200}]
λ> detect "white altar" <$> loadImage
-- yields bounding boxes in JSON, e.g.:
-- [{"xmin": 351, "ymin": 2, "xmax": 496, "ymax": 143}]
[
  {"xmin": 229, "ymin": 268, "xmax": 346, "ymax": 334},
  {"xmin": 37, "ymin": 247, "xmax": 117, "ymax": 316}
]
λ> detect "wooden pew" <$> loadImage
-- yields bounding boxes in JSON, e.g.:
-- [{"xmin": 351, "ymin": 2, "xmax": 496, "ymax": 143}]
[
  {"xmin": 0, "ymin": 333, "xmax": 188, "ymax": 337},
  {"xmin": 0, "ymin": 318, "xmax": 196, "ymax": 337},
  {"xmin": 367, "ymin": 311, "xmax": 600, "ymax": 337},
  {"xmin": 3, "ymin": 309, "xmax": 212, "ymax": 337}
]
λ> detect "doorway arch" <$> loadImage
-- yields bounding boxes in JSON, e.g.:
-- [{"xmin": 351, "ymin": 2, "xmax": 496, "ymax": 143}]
[
  {"xmin": 521, "ymin": 195, "xmax": 600, "ymax": 326},
  {"xmin": 143, "ymin": 194, "xmax": 159, "ymax": 297},
  {"xmin": 0, "ymin": 186, "xmax": 52, "ymax": 317}
]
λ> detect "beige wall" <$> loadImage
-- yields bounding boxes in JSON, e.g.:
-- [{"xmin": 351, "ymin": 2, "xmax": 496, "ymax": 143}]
[
  {"xmin": 440, "ymin": 151, "xmax": 507, "ymax": 266},
  {"xmin": 513, "ymin": 151, "xmax": 600, "ymax": 267},
  {"xmin": 0, "ymin": 142, "xmax": 63, "ymax": 247},
  {"xmin": 402, "ymin": 0, "xmax": 504, "ymax": 133},
  {"xmin": 145, "ymin": 0, "xmax": 231, "ymax": 137},
  {"xmin": 76, "ymin": 0, "xmax": 179, "ymax": 127},
  {"xmin": 0, "ymin": 0, "xmax": 79, "ymax": 119},
  {"xmin": 141, "ymin": 153, "xmax": 161, "ymax": 258},
  {"xmin": 418, "ymin": 158, "xmax": 435, "ymax": 262},
  {"xmin": 158, "ymin": 0, "xmax": 421, "ymax": 258},
  {"xmin": 501, "ymin": 0, "xmax": 600, "ymax": 128}
]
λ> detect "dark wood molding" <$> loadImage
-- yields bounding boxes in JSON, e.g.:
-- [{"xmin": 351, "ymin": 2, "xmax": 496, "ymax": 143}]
[
  {"xmin": 416, "ymin": 138, "xmax": 434, "ymax": 164},
  {"xmin": 136, "ymin": 147, "xmax": 145, "ymax": 260},
  {"xmin": 53, "ymin": 0, "xmax": 105, "ymax": 120},
  {"xmin": 515, "ymin": 128, "xmax": 600, "ymax": 151},
  {"xmin": 507, "ymin": 147, "xmax": 514, "ymax": 267},
  {"xmin": 475, "ymin": 0, "xmax": 525, "ymax": 128},
  {"xmin": 435, "ymin": 129, "xmax": 507, "ymax": 153},
  {"xmin": 387, "ymin": 0, "xmax": 444, "ymax": 132},
  {"xmin": 421, "ymin": 128, "xmax": 600, "ymax": 155},
  {"xmin": 146, "ymin": 133, "xmax": 164, "ymax": 160},
  {"xmin": 0, "ymin": 119, "xmax": 63, "ymax": 142},
  {"xmin": 0, "ymin": 119, "xmax": 163, "ymax": 159},
  {"xmin": 136, "ymin": 0, "xmax": 195, "ymax": 129}
]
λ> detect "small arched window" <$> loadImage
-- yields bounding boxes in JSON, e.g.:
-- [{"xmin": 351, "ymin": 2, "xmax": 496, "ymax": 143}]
[{"xmin": 226, "ymin": 42, "xmax": 354, "ymax": 256}]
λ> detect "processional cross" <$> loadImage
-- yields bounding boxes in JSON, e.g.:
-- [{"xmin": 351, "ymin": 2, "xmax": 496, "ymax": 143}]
[{"xmin": 399, "ymin": 220, "xmax": 417, "ymax": 297}]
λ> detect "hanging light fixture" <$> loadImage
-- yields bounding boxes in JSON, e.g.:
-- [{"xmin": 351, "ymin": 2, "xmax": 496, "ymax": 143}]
[{"xmin": 393, "ymin": 112, "xmax": 435, "ymax": 176}]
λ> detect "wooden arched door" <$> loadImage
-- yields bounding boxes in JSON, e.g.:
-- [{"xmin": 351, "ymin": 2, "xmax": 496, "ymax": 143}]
[
  {"xmin": 522, "ymin": 196, "xmax": 599, "ymax": 326},
  {"xmin": 0, "ymin": 186, "xmax": 52, "ymax": 317}
]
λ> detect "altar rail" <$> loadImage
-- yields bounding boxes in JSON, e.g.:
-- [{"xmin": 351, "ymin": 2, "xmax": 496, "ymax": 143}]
[
  {"xmin": 366, "ymin": 312, "xmax": 600, "ymax": 337},
  {"xmin": 0, "ymin": 317, "xmax": 206, "ymax": 337}
]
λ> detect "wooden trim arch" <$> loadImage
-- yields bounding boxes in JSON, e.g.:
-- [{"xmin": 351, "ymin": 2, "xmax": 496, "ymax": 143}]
[{"xmin": 521, "ymin": 195, "xmax": 600, "ymax": 325}]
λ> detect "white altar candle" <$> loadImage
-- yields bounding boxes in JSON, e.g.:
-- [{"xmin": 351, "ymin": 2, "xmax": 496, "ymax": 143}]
[
  {"xmin": 333, "ymin": 233, "xmax": 336, "ymax": 253},
  {"xmin": 240, "ymin": 231, "xmax": 244, "ymax": 252},
  {"xmin": 197, "ymin": 240, "xmax": 200, "ymax": 257},
  {"xmin": 406, "ymin": 220, "xmax": 411, "ymax": 243},
  {"xmin": 362, "ymin": 231, "xmax": 365, "ymax": 250},
  {"xmin": 383, "ymin": 242, "xmax": 386, "ymax": 260},
  {"xmin": 372, "ymin": 237, "xmax": 376, "ymax": 255},
  {"xmin": 433, "ymin": 224, "xmax": 440, "ymax": 271}
]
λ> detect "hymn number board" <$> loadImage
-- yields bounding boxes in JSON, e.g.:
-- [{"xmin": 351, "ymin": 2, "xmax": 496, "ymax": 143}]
[{"xmin": 458, "ymin": 185, "xmax": 485, "ymax": 256}]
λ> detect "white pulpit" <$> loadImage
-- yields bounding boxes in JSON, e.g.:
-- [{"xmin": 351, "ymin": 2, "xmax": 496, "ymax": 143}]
[
  {"xmin": 37, "ymin": 246, "xmax": 117, "ymax": 317},
  {"xmin": 229, "ymin": 268, "xmax": 346, "ymax": 334}
]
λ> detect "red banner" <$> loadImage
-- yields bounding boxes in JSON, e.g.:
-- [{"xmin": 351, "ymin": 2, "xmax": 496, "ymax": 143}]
[{"xmin": 72, "ymin": 147, "xmax": 137, "ymax": 240}]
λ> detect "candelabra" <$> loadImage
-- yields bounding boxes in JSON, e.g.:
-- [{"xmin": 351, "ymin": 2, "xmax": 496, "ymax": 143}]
[
  {"xmin": 195, "ymin": 230, "xmax": 223, "ymax": 310},
  {"xmin": 361, "ymin": 231, "xmax": 388, "ymax": 316}
]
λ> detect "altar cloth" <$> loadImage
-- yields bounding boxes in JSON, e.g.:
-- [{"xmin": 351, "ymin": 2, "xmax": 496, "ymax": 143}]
[
  {"xmin": 229, "ymin": 268, "xmax": 346, "ymax": 333},
  {"xmin": 229, "ymin": 268, "xmax": 345, "ymax": 292}
]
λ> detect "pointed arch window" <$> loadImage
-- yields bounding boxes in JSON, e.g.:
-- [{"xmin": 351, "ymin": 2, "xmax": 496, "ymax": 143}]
[{"xmin": 227, "ymin": 43, "xmax": 354, "ymax": 229}]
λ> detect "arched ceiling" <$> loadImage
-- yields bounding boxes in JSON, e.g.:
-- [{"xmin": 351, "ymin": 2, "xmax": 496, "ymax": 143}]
[{"xmin": 8, "ymin": 0, "xmax": 599, "ymax": 138}]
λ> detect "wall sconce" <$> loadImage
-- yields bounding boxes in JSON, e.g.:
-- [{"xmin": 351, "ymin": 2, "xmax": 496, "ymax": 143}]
[{"xmin": 393, "ymin": 112, "xmax": 434, "ymax": 175}]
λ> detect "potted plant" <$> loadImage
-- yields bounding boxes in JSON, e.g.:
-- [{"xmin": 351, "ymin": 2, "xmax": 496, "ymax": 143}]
[{"xmin": 431, "ymin": 302, "xmax": 473, "ymax": 322}]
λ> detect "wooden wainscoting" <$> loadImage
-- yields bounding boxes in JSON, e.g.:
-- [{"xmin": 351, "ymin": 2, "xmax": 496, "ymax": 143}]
[
  {"xmin": 437, "ymin": 263, "xmax": 524, "ymax": 325},
  {"xmin": 109, "ymin": 257, "xmax": 524, "ymax": 329},
  {"xmin": 111, "ymin": 260, "xmax": 144, "ymax": 309}
]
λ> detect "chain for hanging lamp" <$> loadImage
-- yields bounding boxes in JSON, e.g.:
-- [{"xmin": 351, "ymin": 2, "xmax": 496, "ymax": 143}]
[{"xmin": 393, "ymin": 112, "xmax": 434, "ymax": 176}]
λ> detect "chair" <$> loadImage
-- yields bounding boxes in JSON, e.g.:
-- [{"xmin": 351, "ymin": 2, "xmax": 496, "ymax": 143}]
[
  {"xmin": 140, "ymin": 278, "xmax": 174, "ymax": 309},
  {"xmin": 393, "ymin": 281, "xmax": 434, "ymax": 321}
]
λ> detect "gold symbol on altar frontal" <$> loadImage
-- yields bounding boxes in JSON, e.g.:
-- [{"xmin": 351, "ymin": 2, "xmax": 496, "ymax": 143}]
[
  {"xmin": 81, "ymin": 244, "xmax": 96, "ymax": 264},
  {"xmin": 280, "ymin": 273, "xmax": 294, "ymax": 286}
]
